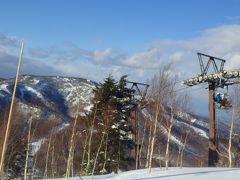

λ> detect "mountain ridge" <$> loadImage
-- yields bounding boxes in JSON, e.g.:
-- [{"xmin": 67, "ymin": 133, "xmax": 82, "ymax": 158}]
[{"xmin": 0, "ymin": 74, "xmax": 233, "ymax": 171}]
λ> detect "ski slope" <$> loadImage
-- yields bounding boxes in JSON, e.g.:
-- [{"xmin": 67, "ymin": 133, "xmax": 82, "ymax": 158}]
[{"xmin": 46, "ymin": 167, "xmax": 240, "ymax": 180}]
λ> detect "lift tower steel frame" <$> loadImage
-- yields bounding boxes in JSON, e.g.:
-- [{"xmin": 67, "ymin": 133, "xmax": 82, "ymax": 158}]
[
  {"xmin": 126, "ymin": 81, "xmax": 149, "ymax": 169},
  {"xmin": 182, "ymin": 53, "xmax": 240, "ymax": 166}
]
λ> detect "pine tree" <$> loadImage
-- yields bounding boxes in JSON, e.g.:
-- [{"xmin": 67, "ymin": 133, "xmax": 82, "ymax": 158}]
[
  {"xmin": 114, "ymin": 75, "xmax": 135, "ymax": 171},
  {"xmin": 84, "ymin": 75, "xmax": 134, "ymax": 175}
]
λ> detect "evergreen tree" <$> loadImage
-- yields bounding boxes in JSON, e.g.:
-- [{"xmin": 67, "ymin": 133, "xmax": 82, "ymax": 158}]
[
  {"xmin": 83, "ymin": 75, "xmax": 134, "ymax": 175},
  {"xmin": 114, "ymin": 75, "xmax": 135, "ymax": 170}
]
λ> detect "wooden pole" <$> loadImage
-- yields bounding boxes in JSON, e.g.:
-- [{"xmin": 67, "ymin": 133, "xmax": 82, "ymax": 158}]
[
  {"xmin": 0, "ymin": 42, "xmax": 24, "ymax": 177},
  {"xmin": 208, "ymin": 82, "xmax": 219, "ymax": 166}
]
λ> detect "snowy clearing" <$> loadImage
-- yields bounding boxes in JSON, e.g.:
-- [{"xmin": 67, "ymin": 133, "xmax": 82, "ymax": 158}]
[
  {"xmin": 0, "ymin": 84, "xmax": 10, "ymax": 94},
  {"xmin": 24, "ymin": 85, "xmax": 43, "ymax": 99},
  {"xmin": 45, "ymin": 167, "xmax": 240, "ymax": 180}
]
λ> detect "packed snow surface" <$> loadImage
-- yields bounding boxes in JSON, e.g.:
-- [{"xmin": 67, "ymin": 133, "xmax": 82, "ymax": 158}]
[{"xmin": 45, "ymin": 167, "xmax": 240, "ymax": 180}]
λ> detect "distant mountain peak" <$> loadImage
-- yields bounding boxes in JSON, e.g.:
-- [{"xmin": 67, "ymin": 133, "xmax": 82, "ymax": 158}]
[{"xmin": 0, "ymin": 75, "xmax": 96, "ymax": 120}]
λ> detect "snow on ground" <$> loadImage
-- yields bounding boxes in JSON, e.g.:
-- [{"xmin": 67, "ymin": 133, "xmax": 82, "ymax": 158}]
[
  {"xmin": 45, "ymin": 167, "xmax": 240, "ymax": 180},
  {"xmin": 84, "ymin": 104, "xmax": 93, "ymax": 112},
  {"xmin": 24, "ymin": 85, "xmax": 43, "ymax": 99},
  {"xmin": 57, "ymin": 122, "xmax": 70, "ymax": 132},
  {"xmin": 31, "ymin": 138, "xmax": 46, "ymax": 155},
  {"xmin": 159, "ymin": 124, "xmax": 184, "ymax": 147},
  {"xmin": 33, "ymin": 78, "xmax": 40, "ymax": 85},
  {"xmin": 176, "ymin": 111, "xmax": 208, "ymax": 128},
  {"xmin": 175, "ymin": 120, "xmax": 209, "ymax": 139},
  {"xmin": 0, "ymin": 84, "xmax": 10, "ymax": 94}
]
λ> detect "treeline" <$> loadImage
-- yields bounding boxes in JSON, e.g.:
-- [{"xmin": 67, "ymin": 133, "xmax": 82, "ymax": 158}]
[
  {"xmin": 0, "ymin": 75, "xmax": 136, "ymax": 179},
  {"xmin": 1, "ymin": 64, "xmax": 240, "ymax": 179}
]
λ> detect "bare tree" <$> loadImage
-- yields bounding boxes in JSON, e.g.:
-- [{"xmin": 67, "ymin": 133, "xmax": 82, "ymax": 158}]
[
  {"xmin": 51, "ymin": 134, "xmax": 56, "ymax": 178},
  {"xmin": 177, "ymin": 130, "xmax": 190, "ymax": 167},
  {"xmin": 214, "ymin": 85, "xmax": 240, "ymax": 167},
  {"xmin": 146, "ymin": 63, "xmax": 190, "ymax": 171},
  {"xmin": 147, "ymin": 64, "xmax": 176, "ymax": 172},
  {"xmin": 165, "ymin": 106, "xmax": 176, "ymax": 170},
  {"xmin": 66, "ymin": 99, "xmax": 80, "ymax": 178},
  {"xmin": 145, "ymin": 113, "xmax": 153, "ymax": 169},
  {"xmin": 228, "ymin": 108, "xmax": 234, "ymax": 168},
  {"xmin": 101, "ymin": 132, "xmax": 109, "ymax": 175},
  {"xmin": 228, "ymin": 85, "xmax": 240, "ymax": 167},
  {"xmin": 91, "ymin": 132, "xmax": 105, "ymax": 177},
  {"xmin": 80, "ymin": 131, "xmax": 89, "ymax": 174},
  {"xmin": 44, "ymin": 134, "xmax": 52, "ymax": 179},
  {"xmin": 139, "ymin": 111, "xmax": 148, "ymax": 168},
  {"xmin": 24, "ymin": 117, "xmax": 33, "ymax": 180},
  {"xmin": 86, "ymin": 104, "xmax": 98, "ymax": 172},
  {"xmin": 148, "ymin": 98, "xmax": 161, "ymax": 173}
]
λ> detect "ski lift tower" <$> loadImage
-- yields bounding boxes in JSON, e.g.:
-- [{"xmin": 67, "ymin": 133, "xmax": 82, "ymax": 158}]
[
  {"xmin": 182, "ymin": 53, "xmax": 240, "ymax": 166},
  {"xmin": 126, "ymin": 81, "xmax": 149, "ymax": 169}
]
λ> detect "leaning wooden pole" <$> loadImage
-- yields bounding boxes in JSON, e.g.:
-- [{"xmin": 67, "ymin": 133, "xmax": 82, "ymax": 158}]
[
  {"xmin": 208, "ymin": 82, "xmax": 219, "ymax": 166},
  {"xmin": 0, "ymin": 42, "xmax": 24, "ymax": 178}
]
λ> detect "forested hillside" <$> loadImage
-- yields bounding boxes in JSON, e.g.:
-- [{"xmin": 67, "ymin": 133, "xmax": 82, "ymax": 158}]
[{"xmin": 1, "ymin": 65, "xmax": 240, "ymax": 179}]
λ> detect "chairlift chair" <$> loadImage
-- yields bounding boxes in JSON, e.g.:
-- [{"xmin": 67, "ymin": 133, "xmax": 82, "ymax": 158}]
[{"xmin": 214, "ymin": 87, "xmax": 232, "ymax": 110}]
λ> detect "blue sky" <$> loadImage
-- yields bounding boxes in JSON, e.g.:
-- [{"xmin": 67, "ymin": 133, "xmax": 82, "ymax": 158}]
[
  {"xmin": 1, "ymin": 0, "xmax": 240, "ymax": 115},
  {"xmin": 1, "ymin": 0, "xmax": 240, "ymax": 50}
]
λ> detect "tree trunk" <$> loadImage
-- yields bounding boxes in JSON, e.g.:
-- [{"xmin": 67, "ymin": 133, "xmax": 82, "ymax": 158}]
[
  {"xmin": 102, "ymin": 133, "xmax": 108, "ymax": 175},
  {"xmin": 165, "ymin": 107, "xmax": 174, "ymax": 170},
  {"xmin": 177, "ymin": 146, "xmax": 181, "ymax": 167},
  {"xmin": 32, "ymin": 149, "xmax": 38, "ymax": 178},
  {"xmin": 148, "ymin": 102, "xmax": 160, "ymax": 173},
  {"xmin": 44, "ymin": 134, "xmax": 52, "ymax": 179},
  {"xmin": 180, "ymin": 132, "xmax": 189, "ymax": 167},
  {"xmin": 92, "ymin": 132, "xmax": 105, "ymax": 177},
  {"xmin": 165, "ymin": 125, "xmax": 172, "ymax": 170},
  {"xmin": 86, "ymin": 105, "xmax": 98, "ymax": 172},
  {"xmin": 228, "ymin": 108, "xmax": 235, "ymax": 168},
  {"xmin": 24, "ymin": 117, "xmax": 33, "ymax": 180},
  {"xmin": 80, "ymin": 133, "xmax": 89, "ymax": 174},
  {"xmin": 145, "ymin": 116, "xmax": 153, "ymax": 168},
  {"xmin": 66, "ymin": 99, "xmax": 80, "ymax": 178},
  {"xmin": 51, "ymin": 135, "xmax": 56, "ymax": 178}
]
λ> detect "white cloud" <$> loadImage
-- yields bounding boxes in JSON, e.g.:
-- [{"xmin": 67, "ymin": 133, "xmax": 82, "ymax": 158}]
[
  {"xmin": 116, "ymin": 24, "xmax": 240, "ymax": 78},
  {"xmin": 0, "ymin": 33, "xmax": 20, "ymax": 47},
  {"xmin": 28, "ymin": 48, "xmax": 49, "ymax": 58},
  {"xmin": 2, "ymin": 25, "xmax": 240, "ymax": 116},
  {"xmin": 93, "ymin": 48, "xmax": 112, "ymax": 61},
  {"xmin": 0, "ymin": 35, "xmax": 61, "ymax": 78},
  {"xmin": 120, "ymin": 48, "xmax": 161, "ymax": 68},
  {"xmin": 1, "ymin": 24, "xmax": 240, "ymax": 83},
  {"xmin": 225, "ymin": 53, "xmax": 240, "ymax": 70}
]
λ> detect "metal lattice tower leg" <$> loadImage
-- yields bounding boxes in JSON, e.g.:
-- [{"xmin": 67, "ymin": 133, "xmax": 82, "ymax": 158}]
[{"xmin": 208, "ymin": 82, "xmax": 219, "ymax": 166}]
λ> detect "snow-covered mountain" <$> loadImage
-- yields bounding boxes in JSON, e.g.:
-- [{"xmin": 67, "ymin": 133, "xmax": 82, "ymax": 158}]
[
  {"xmin": 0, "ymin": 75, "xmax": 96, "ymax": 121},
  {"xmin": 0, "ymin": 75, "xmax": 234, "ymax": 171}
]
